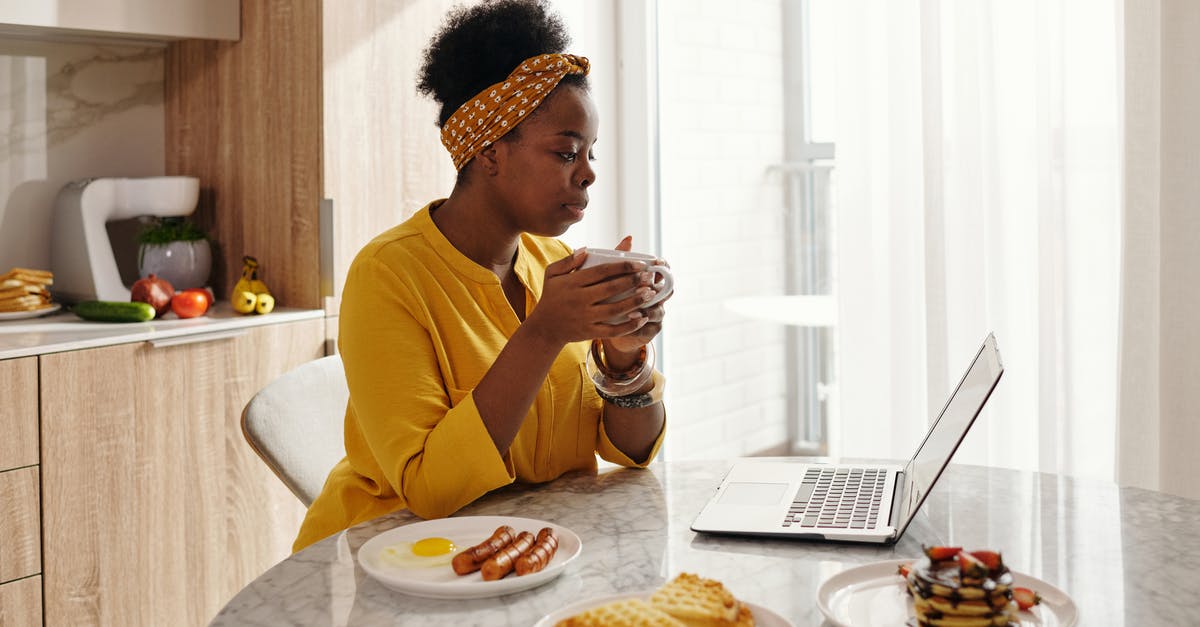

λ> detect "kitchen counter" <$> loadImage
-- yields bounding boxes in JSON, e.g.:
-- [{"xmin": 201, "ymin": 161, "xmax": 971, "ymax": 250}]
[{"xmin": 0, "ymin": 303, "xmax": 324, "ymax": 360}]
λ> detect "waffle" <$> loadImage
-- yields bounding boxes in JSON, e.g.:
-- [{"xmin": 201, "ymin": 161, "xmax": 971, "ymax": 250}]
[
  {"xmin": 557, "ymin": 574, "xmax": 756, "ymax": 627},
  {"xmin": 555, "ymin": 598, "xmax": 685, "ymax": 627},
  {"xmin": 649, "ymin": 573, "xmax": 752, "ymax": 627}
]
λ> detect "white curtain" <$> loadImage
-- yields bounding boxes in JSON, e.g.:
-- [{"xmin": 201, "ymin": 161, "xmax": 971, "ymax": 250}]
[
  {"xmin": 828, "ymin": 0, "xmax": 1121, "ymax": 481},
  {"xmin": 1117, "ymin": 0, "xmax": 1200, "ymax": 500}
]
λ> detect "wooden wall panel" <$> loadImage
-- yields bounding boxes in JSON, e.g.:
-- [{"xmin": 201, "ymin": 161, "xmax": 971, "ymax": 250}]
[
  {"xmin": 165, "ymin": 0, "xmax": 323, "ymax": 309},
  {"xmin": 322, "ymin": 0, "xmax": 458, "ymax": 298},
  {"xmin": 0, "ymin": 357, "xmax": 38, "ymax": 470}
]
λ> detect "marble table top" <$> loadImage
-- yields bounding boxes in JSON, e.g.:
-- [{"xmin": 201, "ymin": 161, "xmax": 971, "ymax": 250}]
[{"xmin": 210, "ymin": 460, "xmax": 1200, "ymax": 626}]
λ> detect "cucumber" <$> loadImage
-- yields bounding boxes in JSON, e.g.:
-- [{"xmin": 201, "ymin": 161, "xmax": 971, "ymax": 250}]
[{"xmin": 73, "ymin": 300, "xmax": 156, "ymax": 322}]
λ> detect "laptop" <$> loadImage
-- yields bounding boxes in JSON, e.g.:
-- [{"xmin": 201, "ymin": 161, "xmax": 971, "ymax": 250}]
[{"xmin": 691, "ymin": 333, "xmax": 1004, "ymax": 543}]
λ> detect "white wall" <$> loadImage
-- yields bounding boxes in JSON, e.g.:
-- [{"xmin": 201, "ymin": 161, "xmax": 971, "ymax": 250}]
[
  {"xmin": 658, "ymin": 0, "xmax": 790, "ymax": 460},
  {"xmin": 0, "ymin": 39, "xmax": 164, "ymax": 274}
]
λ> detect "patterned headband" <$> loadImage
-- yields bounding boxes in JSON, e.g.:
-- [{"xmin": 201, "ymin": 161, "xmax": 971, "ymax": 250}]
[{"xmin": 440, "ymin": 53, "xmax": 590, "ymax": 171}]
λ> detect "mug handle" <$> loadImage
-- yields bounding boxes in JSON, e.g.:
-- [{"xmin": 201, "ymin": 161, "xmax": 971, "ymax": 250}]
[{"xmin": 643, "ymin": 264, "xmax": 674, "ymax": 308}]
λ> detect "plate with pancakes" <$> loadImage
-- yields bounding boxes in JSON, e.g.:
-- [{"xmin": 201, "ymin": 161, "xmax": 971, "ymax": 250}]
[
  {"xmin": 817, "ymin": 556, "xmax": 1078, "ymax": 627},
  {"xmin": 0, "ymin": 267, "xmax": 57, "ymax": 320},
  {"xmin": 537, "ymin": 572, "xmax": 793, "ymax": 627}
]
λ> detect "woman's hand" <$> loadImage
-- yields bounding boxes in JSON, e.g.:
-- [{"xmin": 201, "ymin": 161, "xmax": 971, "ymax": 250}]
[
  {"xmin": 598, "ymin": 236, "xmax": 671, "ymax": 370},
  {"xmin": 526, "ymin": 246, "xmax": 660, "ymax": 347}
]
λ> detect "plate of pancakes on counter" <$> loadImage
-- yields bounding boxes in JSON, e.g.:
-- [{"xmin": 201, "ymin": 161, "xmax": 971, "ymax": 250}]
[
  {"xmin": 0, "ymin": 268, "xmax": 58, "ymax": 320},
  {"xmin": 536, "ymin": 572, "xmax": 793, "ymax": 627},
  {"xmin": 357, "ymin": 515, "xmax": 582, "ymax": 599},
  {"xmin": 817, "ymin": 546, "xmax": 1078, "ymax": 627}
]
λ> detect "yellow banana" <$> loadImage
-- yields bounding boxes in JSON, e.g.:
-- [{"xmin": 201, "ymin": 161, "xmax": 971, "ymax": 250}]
[{"xmin": 232, "ymin": 256, "xmax": 273, "ymax": 314}]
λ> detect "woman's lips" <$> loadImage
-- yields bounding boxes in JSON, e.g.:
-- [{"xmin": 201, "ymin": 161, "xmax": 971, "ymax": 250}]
[{"xmin": 563, "ymin": 203, "xmax": 587, "ymax": 220}]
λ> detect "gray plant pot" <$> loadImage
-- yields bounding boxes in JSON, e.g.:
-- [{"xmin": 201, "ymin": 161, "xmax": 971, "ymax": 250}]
[{"xmin": 139, "ymin": 239, "xmax": 212, "ymax": 290}]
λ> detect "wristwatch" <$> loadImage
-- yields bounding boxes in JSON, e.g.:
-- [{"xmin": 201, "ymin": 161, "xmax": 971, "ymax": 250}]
[{"xmin": 597, "ymin": 370, "xmax": 666, "ymax": 408}]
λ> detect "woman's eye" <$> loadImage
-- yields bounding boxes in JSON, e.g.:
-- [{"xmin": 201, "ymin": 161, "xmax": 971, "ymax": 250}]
[{"xmin": 558, "ymin": 152, "xmax": 577, "ymax": 162}]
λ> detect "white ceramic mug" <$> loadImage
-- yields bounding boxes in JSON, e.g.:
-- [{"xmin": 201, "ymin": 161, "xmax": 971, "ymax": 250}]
[{"xmin": 580, "ymin": 248, "xmax": 674, "ymax": 323}]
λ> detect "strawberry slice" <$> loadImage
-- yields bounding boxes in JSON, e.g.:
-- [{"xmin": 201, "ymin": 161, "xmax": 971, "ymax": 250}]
[
  {"xmin": 968, "ymin": 550, "xmax": 1004, "ymax": 574},
  {"xmin": 957, "ymin": 550, "xmax": 989, "ymax": 578},
  {"xmin": 1013, "ymin": 587, "xmax": 1042, "ymax": 611},
  {"xmin": 923, "ymin": 545, "xmax": 963, "ymax": 561},
  {"xmin": 897, "ymin": 562, "xmax": 913, "ymax": 578}
]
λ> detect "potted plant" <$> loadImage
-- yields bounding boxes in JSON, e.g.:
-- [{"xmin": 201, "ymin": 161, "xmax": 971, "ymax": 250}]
[{"xmin": 137, "ymin": 216, "xmax": 213, "ymax": 290}]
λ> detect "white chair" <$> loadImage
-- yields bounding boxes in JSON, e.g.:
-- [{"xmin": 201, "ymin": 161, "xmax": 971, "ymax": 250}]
[{"xmin": 241, "ymin": 354, "xmax": 348, "ymax": 507}]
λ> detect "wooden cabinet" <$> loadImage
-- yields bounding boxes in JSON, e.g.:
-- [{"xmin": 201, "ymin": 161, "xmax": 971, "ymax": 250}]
[
  {"xmin": 0, "ymin": 576, "xmax": 41, "ymax": 627},
  {"xmin": 0, "ymin": 356, "xmax": 38, "ymax": 470},
  {"xmin": 0, "ymin": 0, "xmax": 239, "ymax": 42},
  {"xmin": 0, "ymin": 356, "xmax": 42, "ymax": 626},
  {"xmin": 39, "ymin": 319, "xmax": 323, "ymax": 626},
  {"xmin": 164, "ymin": 0, "xmax": 457, "ymax": 311},
  {"xmin": 0, "ymin": 467, "xmax": 40, "ymax": 584}
]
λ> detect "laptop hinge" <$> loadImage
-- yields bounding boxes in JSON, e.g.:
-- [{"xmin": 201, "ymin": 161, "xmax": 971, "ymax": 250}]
[{"xmin": 887, "ymin": 470, "xmax": 906, "ymax": 534}]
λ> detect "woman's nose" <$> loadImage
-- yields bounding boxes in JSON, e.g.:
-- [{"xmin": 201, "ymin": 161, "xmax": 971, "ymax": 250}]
[{"xmin": 577, "ymin": 160, "xmax": 595, "ymax": 188}]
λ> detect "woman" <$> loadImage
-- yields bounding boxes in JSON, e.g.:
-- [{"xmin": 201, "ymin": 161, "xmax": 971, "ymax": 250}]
[{"xmin": 293, "ymin": 0, "xmax": 669, "ymax": 552}]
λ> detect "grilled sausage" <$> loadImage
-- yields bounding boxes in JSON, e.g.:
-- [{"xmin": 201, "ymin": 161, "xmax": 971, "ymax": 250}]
[
  {"xmin": 480, "ymin": 530, "xmax": 535, "ymax": 581},
  {"xmin": 451, "ymin": 525, "xmax": 516, "ymax": 576},
  {"xmin": 514, "ymin": 527, "xmax": 559, "ymax": 576}
]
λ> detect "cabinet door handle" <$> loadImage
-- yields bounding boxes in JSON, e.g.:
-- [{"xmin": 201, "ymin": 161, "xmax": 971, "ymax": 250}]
[{"xmin": 149, "ymin": 329, "xmax": 247, "ymax": 348}]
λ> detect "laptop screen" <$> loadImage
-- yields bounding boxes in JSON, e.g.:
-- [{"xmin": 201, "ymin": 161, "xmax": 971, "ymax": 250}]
[{"xmin": 895, "ymin": 334, "xmax": 1004, "ymax": 535}]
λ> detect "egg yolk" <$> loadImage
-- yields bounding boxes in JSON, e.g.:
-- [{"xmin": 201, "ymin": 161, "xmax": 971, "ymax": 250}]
[{"xmin": 411, "ymin": 537, "xmax": 456, "ymax": 557}]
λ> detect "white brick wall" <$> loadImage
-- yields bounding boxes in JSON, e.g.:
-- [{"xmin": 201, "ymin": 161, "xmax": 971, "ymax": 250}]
[{"xmin": 658, "ymin": 0, "xmax": 789, "ymax": 461}]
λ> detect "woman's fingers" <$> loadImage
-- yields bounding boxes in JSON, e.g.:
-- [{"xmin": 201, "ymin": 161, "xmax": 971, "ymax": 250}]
[{"xmin": 547, "ymin": 249, "xmax": 587, "ymax": 278}]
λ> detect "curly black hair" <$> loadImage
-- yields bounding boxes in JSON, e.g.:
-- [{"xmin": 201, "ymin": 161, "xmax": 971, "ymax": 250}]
[{"xmin": 417, "ymin": 0, "xmax": 587, "ymax": 127}]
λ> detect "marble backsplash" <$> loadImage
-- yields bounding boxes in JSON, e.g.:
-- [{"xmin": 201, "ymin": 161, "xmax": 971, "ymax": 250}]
[{"xmin": 0, "ymin": 38, "xmax": 165, "ymax": 274}]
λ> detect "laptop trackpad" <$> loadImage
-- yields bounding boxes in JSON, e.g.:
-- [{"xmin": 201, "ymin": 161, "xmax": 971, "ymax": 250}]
[{"xmin": 718, "ymin": 482, "xmax": 789, "ymax": 506}]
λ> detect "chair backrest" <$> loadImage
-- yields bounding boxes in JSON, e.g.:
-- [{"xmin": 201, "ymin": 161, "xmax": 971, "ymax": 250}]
[{"xmin": 241, "ymin": 354, "xmax": 348, "ymax": 507}]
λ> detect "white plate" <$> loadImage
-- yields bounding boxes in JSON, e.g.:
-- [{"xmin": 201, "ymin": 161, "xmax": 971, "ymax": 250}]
[
  {"xmin": 816, "ymin": 559, "xmax": 1079, "ymax": 627},
  {"xmin": 357, "ymin": 515, "xmax": 581, "ymax": 599},
  {"xmin": 535, "ymin": 591, "xmax": 794, "ymax": 627},
  {"xmin": 0, "ymin": 303, "xmax": 60, "ymax": 320}
]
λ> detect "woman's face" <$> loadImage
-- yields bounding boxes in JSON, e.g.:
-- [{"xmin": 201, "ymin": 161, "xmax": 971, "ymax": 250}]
[{"xmin": 491, "ymin": 84, "xmax": 599, "ymax": 237}]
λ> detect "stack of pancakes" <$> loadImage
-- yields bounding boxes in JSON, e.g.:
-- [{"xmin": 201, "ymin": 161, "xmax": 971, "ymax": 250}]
[
  {"xmin": 0, "ymin": 268, "xmax": 54, "ymax": 314},
  {"xmin": 907, "ymin": 553, "xmax": 1019, "ymax": 627},
  {"xmin": 557, "ymin": 573, "xmax": 754, "ymax": 627}
]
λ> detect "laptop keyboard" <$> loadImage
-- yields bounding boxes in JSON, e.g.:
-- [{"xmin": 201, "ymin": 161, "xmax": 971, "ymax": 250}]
[{"xmin": 782, "ymin": 467, "xmax": 886, "ymax": 530}]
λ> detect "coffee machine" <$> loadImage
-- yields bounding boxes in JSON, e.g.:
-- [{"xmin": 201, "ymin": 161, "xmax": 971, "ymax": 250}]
[{"xmin": 50, "ymin": 176, "xmax": 200, "ymax": 303}]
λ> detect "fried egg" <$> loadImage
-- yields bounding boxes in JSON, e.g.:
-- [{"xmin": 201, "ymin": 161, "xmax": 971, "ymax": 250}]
[{"xmin": 379, "ymin": 536, "xmax": 464, "ymax": 569}]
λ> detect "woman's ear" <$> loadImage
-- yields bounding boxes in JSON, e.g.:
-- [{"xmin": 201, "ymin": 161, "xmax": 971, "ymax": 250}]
[{"xmin": 475, "ymin": 143, "xmax": 502, "ymax": 176}]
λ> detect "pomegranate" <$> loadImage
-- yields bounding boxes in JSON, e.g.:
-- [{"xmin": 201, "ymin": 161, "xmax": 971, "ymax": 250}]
[{"xmin": 131, "ymin": 274, "xmax": 175, "ymax": 317}]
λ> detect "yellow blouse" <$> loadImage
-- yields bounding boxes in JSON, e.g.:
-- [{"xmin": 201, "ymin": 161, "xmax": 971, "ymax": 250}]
[{"xmin": 293, "ymin": 202, "xmax": 665, "ymax": 551}]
